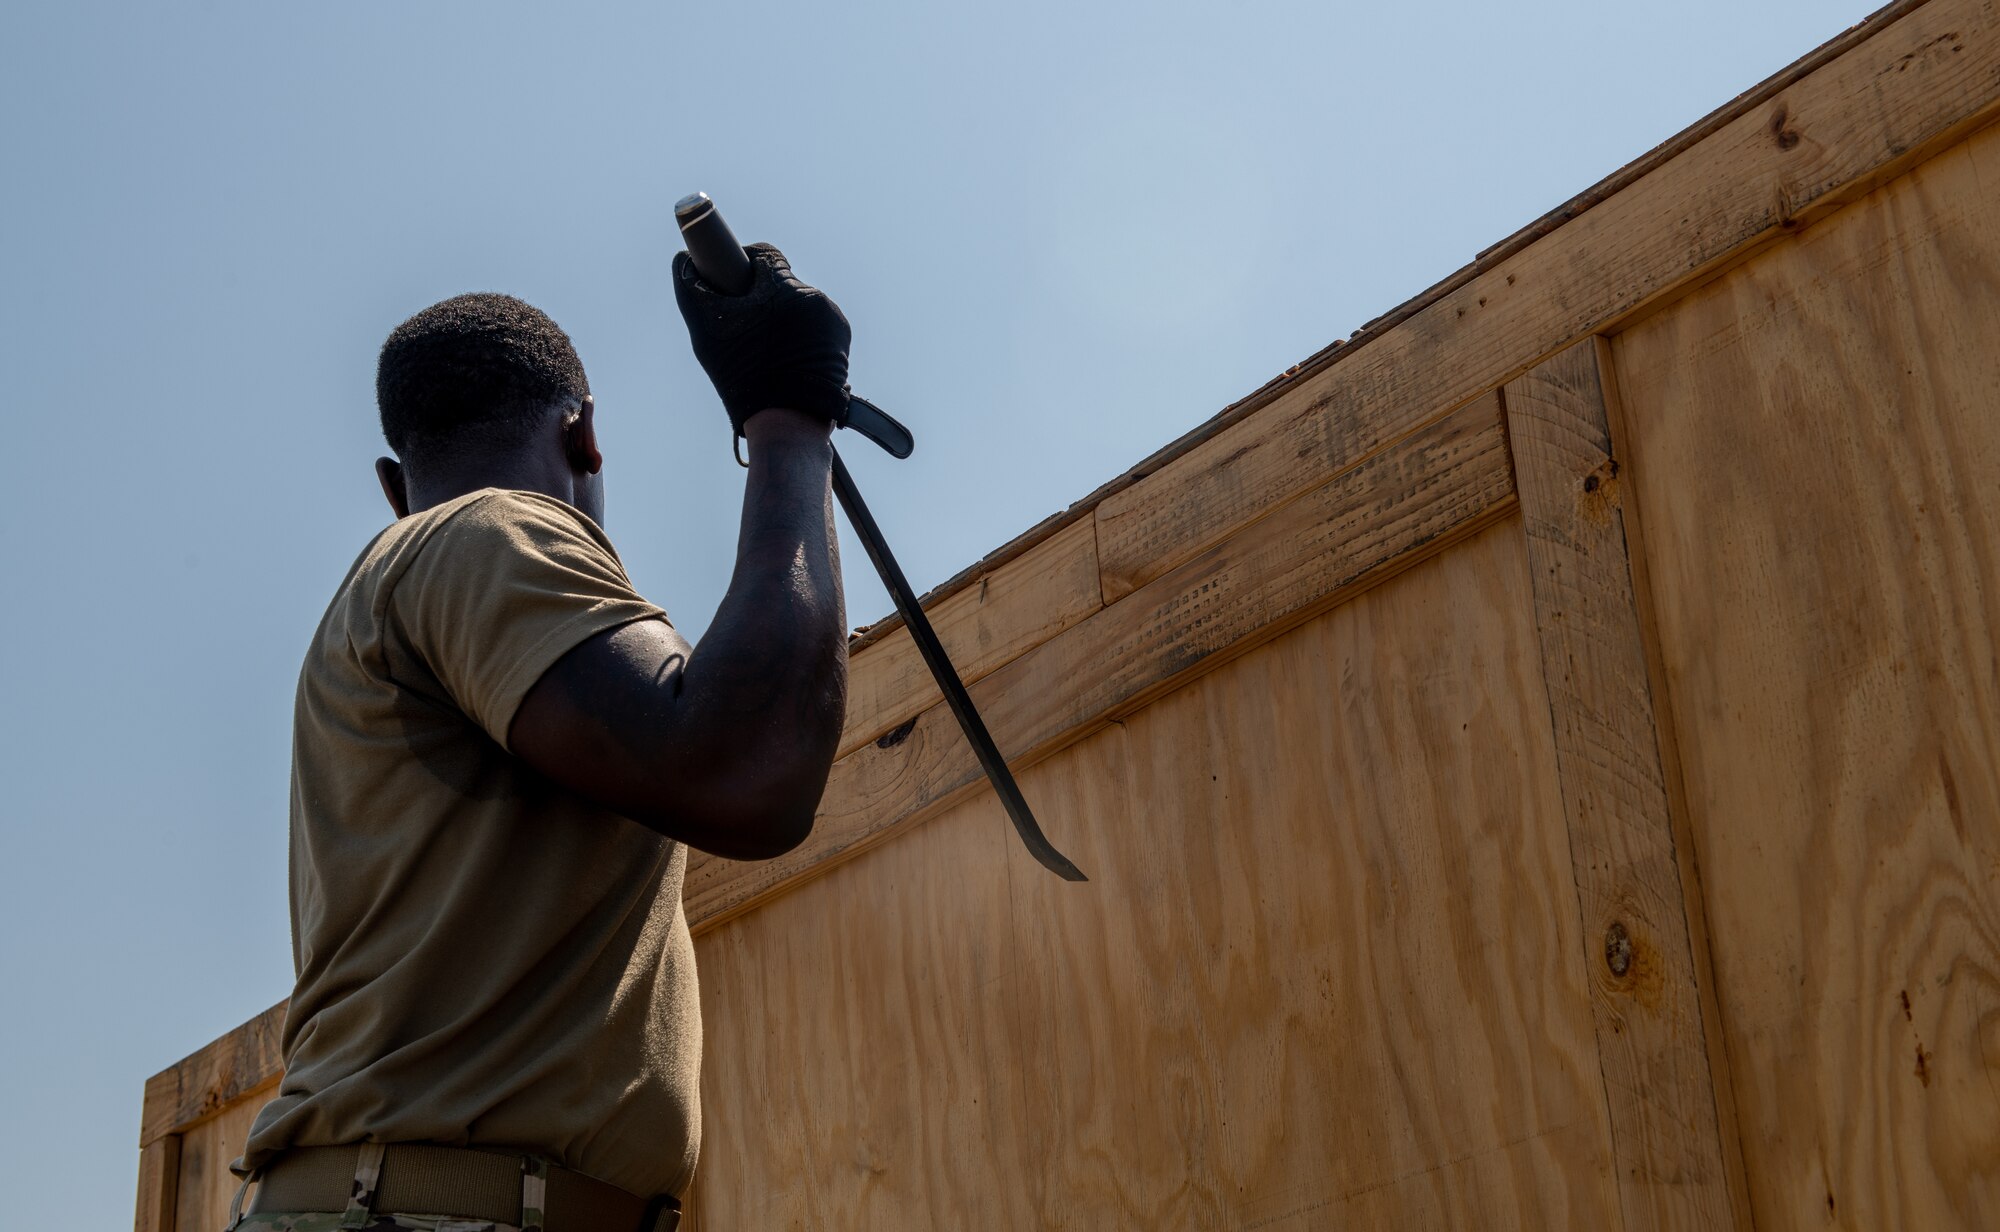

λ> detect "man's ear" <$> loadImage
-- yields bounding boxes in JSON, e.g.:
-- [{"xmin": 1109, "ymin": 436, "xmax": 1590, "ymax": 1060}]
[
  {"xmin": 564, "ymin": 395, "xmax": 603, "ymax": 476},
  {"xmin": 375, "ymin": 457, "xmax": 411, "ymax": 519}
]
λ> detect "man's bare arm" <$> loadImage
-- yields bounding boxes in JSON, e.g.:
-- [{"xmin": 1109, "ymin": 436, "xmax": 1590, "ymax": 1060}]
[{"xmin": 508, "ymin": 408, "xmax": 846, "ymax": 859}]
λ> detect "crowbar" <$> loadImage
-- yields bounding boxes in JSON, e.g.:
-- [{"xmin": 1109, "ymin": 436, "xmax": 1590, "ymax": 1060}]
[{"xmin": 675, "ymin": 192, "xmax": 1087, "ymax": 882}]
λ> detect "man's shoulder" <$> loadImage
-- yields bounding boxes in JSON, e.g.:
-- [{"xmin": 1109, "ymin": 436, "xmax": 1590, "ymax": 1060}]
[
  {"xmin": 307, "ymin": 491, "xmax": 522, "ymax": 646},
  {"xmin": 306, "ymin": 487, "xmax": 651, "ymax": 665},
  {"xmin": 356, "ymin": 489, "xmax": 615, "ymax": 592},
  {"xmin": 409, "ymin": 489, "xmax": 622, "ymax": 564}
]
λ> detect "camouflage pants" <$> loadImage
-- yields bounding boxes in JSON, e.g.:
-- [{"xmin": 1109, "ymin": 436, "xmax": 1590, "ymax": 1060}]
[{"xmin": 233, "ymin": 1215, "xmax": 520, "ymax": 1232}]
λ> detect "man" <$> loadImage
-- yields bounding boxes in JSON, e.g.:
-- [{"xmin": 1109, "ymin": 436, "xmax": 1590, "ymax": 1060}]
[{"xmin": 229, "ymin": 244, "xmax": 852, "ymax": 1232}]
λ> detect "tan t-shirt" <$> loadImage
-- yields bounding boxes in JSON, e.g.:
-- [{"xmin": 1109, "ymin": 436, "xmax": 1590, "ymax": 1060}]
[{"xmin": 240, "ymin": 489, "xmax": 701, "ymax": 1198}]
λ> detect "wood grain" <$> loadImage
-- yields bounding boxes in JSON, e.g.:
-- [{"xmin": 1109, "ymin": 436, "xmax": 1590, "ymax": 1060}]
[
  {"xmin": 1614, "ymin": 119, "xmax": 2000, "ymax": 1229},
  {"xmin": 1506, "ymin": 340, "xmax": 1741, "ymax": 1229},
  {"xmin": 839, "ymin": 518, "xmax": 1101, "ymax": 757},
  {"xmin": 170, "ymin": 1090, "xmax": 268, "ymax": 1232},
  {"xmin": 140, "ymin": 1000, "xmax": 287, "ymax": 1147},
  {"xmin": 684, "ymin": 394, "xmax": 1517, "ymax": 929},
  {"xmin": 691, "ymin": 520, "xmax": 1620, "ymax": 1230},
  {"xmin": 1092, "ymin": 0, "xmax": 2000, "ymax": 602},
  {"xmin": 133, "ymin": 1135, "xmax": 180, "ymax": 1232}
]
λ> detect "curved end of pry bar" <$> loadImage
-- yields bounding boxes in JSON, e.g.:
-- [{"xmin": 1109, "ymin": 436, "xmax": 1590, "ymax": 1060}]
[
  {"xmin": 1034, "ymin": 844, "xmax": 1090, "ymax": 883},
  {"xmin": 994, "ymin": 779, "xmax": 1087, "ymax": 882}
]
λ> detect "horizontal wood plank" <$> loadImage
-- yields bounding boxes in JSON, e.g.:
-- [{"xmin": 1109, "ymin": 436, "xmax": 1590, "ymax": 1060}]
[
  {"xmin": 685, "ymin": 393, "xmax": 1516, "ymax": 929},
  {"xmin": 139, "ymin": 1000, "xmax": 287, "ymax": 1146},
  {"xmin": 839, "ymin": 518, "xmax": 1102, "ymax": 758},
  {"xmin": 1092, "ymin": 0, "xmax": 2000, "ymax": 603}
]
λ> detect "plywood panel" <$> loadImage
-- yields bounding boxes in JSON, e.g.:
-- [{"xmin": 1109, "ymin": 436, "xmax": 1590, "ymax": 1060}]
[
  {"xmin": 1614, "ymin": 122, "xmax": 2000, "ymax": 1229},
  {"xmin": 692, "ymin": 520, "xmax": 1621, "ymax": 1229}
]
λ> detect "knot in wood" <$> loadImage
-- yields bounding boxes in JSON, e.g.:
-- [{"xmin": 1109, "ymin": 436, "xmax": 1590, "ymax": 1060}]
[
  {"xmin": 875, "ymin": 716, "xmax": 918, "ymax": 750},
  {"xmin": 1770, "ymin": 102, "xmax": 1802, "ymax": 151},
  {"xmin": 1604, "ymin": 920, "xmax": 1634, "ymax": 977}
]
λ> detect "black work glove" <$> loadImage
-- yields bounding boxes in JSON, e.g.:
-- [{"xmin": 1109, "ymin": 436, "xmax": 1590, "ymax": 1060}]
[{"xmin": 673, "ymin": 242, "xmax": 852, "ymax": 436}]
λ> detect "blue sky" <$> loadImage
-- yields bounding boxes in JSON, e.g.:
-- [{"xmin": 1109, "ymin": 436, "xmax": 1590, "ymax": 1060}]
[{"xmin": 1, "ymin": 1, "xmax": 1875, "ymax": 1220}]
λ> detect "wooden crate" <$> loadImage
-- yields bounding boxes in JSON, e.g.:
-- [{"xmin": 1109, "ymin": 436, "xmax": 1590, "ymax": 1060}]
[{"xmin": 138, "ymin": 2, "xmax": 2000, "ymax": 1227}]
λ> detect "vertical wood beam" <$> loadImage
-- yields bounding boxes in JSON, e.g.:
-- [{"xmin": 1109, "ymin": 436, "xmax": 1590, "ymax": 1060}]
[
  {"xmin": 134, "ymin": 1134, "xmax": 181, "ymax": 1232},
  {"xmin": 1505, "ymin": 338, "xmax": 1744, "ymax": 1230}
]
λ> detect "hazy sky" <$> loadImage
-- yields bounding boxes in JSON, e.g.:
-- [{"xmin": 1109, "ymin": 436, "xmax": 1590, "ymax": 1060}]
[{"xmin": 1, "ymin": 1, "xmax": 1876, "ymax": 1220}]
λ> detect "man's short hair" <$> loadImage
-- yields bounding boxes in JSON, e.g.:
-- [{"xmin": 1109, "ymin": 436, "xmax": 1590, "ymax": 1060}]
[{"xmin": 377, "ymin": 293, "xmax": 589, "ymax": 461}]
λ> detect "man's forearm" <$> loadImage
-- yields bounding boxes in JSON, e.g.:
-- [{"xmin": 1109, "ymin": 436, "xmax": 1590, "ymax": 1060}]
[
  {"xmin": 677, "ymin": 409, "xmax": 848, "ymax": 839},
  {"xmin": 510, "ymin": 244, "xmax": 859, "ymax": 858}
]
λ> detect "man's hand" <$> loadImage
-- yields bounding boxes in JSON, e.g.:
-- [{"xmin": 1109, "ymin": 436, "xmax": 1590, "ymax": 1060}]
[{"xmin": 674, "ymin": 242, "xmax": 852, "ymax": 435}]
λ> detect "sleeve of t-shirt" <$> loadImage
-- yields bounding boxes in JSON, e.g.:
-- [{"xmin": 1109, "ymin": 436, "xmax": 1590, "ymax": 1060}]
[{"xmin": 386, "ymin": 490, "xmax": 670, "ymax": 751}]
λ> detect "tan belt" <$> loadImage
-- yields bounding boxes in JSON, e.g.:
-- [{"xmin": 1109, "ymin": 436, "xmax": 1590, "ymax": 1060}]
[{"xmin": 247, "ymin": 1143, "xmax": 679, "ymax": 1232}]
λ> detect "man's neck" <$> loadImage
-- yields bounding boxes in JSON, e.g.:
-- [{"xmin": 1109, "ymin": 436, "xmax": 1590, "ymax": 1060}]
[{"xmin": 404, "ymin": 454, "xmax": 572, "ymax": 516}]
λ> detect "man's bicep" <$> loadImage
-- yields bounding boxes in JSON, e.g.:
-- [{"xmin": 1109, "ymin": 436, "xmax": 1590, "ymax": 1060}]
[{"xmin": 508, "ymin": 617, "xmax": 695, "ymax": 826}]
